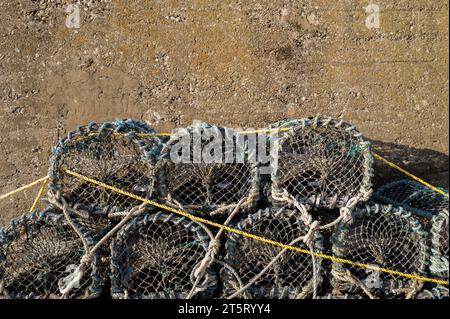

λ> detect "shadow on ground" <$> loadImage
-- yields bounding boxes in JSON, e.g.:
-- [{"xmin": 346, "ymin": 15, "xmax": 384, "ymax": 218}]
[{"xmin": 371, "ymin": 140, "xmax": 449, "ymax": 190}]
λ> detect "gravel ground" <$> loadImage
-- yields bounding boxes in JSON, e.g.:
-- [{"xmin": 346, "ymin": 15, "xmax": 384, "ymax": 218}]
[{"xmin": 0, "ymin": 0, "xmax": 448, "ymax": 225}]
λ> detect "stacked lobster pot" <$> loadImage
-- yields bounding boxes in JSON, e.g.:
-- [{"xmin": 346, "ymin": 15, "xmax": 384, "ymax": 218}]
[
  {"xmin": 261, "ymin": 117, "xmax": 373, "ymax": 297},
  {"xmin": 222, "ymin": 207, "xmax": 324, "ymax": 299},
  {"xmin": 110, "ymin": 210, "xmax": 217, "ymax": 299},
  {"xmin": 154, "ymin": 123, "xmax": 260, "ymax": 298},
  {"xmin": 269, "ymin": 116, "xmax": 373, "ymax": 214},
  {"xmin": 373, "ymin": 180, "xmax": 449, "ymax": 298},
  {"xmin": 47, "ymin": 119, "xmax": 162, "ymax": 228},
  {"xmin": 0, "ymin": 119, "xmax": 163, "ymax": 299},
  {"xmin": 1, "ymin": 116, "xmax": 449, "ymax": 299},
  {"xmin": 221, "ymin": 116, "xmax": 373, "ymax": 299},
  {"xmin": 373, "ymin": 179, "xmax": 449, "ymax": 225}
]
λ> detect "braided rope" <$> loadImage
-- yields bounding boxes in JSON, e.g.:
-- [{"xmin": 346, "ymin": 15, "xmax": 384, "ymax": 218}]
[
  {"xmin": 416, "ymin": 285, "xmax": 449, "ymax": 299},
  {"xmin": 187, "ymin": 197, "xmax": 248, "ymax": 299},
  {"xmin": 317, "ymin": 291, "xmax": 365, "ymax": 299},
  {"xmin": 430, "ymin": 209, "xmax": 449, "ymax": 280}
]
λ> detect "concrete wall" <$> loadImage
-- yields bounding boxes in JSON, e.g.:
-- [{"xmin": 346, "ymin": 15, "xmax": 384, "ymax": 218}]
[{"xmin": 0, "ymin": 0, "xmax": 448, "ymax": 224}]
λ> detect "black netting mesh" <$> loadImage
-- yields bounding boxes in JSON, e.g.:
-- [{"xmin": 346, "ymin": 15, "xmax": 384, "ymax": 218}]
[
  {"xmin": 48, "ymin": 120, "xmax": 161, "ymax": 215},
  {"xmin": 223, "ymin": 208, "xmax": 323, "ymax": 299},
  {"xmin": 374, "ymin": 179, "xmax": 449, "ymax": 221},
  {"xmin": 332, "ymin": 204, "xmax": 428, "ymax": 298},
  {"xmin": 0, "ymin": 209, "xmax": 101, "ymax": 299},
  {"xmin": 157, "ymin": 123, "xmax": 259, "ymax": 214},
  {"xmin": 270, "ymin": 117, "xmax": 372, "ymax": 209},
  {"xmin": 110, "ymin": 211, "xmax": 216, "ymax": 299}
]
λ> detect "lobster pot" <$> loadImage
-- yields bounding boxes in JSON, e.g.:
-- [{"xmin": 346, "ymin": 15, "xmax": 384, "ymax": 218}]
[
  {"xmin": 373, "ymin": 179, "xmax": 449, "ymax": 221},
  {"xmin": 270, "ymin": 116, "xmax": 373, "ymax": 210},
  {"xmin": 156, "ymin": 123, "xmax": 259, "ymax": 215},
  {"xmin": 110, "ymin": 211, "xmax": 216, "ymax": 299},
  {"xmin": 223, "ymin": 208, "xmax": 324, "ymax": 299},
  {"xmin": 430, "ymin": 210, "xmax": 449, "ymax": 280},
  {"xmin": 0, "ymin": 209, "xmax": 102, "ymax": 299},
  {"xmin": 331, "ymin": 204, "xmax": 428, "ymax": 299},
  {"xmin": 48, "ymin": 119, "xmax": 162, "ymax": 232}
]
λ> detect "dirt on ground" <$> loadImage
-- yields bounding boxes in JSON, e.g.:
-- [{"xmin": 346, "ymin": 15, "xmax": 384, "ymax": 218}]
[{"xmin": 0, "ymin": 0, "xmax": 448, "ymax": 226}]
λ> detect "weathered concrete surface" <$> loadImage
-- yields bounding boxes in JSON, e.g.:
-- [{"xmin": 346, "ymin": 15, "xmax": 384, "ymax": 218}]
[{"xmin": 0, "ymin": 0, "xmax": 448, "ymax": 225}]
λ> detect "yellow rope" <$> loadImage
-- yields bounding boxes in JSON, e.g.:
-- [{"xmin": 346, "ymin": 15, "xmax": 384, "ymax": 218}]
[
  {"xmin": 0, "ymin": 176, "xmax": 49, "ymax": 201},
  {"xmin": 63, "ymin": 168, "xmax": 449, "ymax": 286},
  {"xmin": 57, "ymin": 126, "xmax": 449, "ymax": 197},
  {"xmin": 29, "ymin": 178, "xmax": 49, "ymax": 212},
  {"xmin": 136, "ymin": 132, "xmax": 173, "ymax": 137},
  {"xmin": 237, "ymin": 128, "xmax": 290, "ymax": 135},
  {"xmin": 371, "ymin": 152, "xmax": 448, "ymax": 198}
]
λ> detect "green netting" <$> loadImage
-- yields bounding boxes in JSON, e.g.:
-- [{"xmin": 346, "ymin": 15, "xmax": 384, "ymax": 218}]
[{"xmin": 373, "ymin": 179, "xmax": 449, "ymax": 221}]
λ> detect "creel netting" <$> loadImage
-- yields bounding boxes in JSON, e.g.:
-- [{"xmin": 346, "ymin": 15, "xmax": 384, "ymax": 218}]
[
  {"xmin": 156, "ymin": 123, "xmax": 259, "ymax": 215},
  {"xmin": 373, "ymin": 179, "xmax": 449, "ymax": 220},
  {"xmin": 222, "ymin": 207, "xmax": 324, "ymax": 299},
  {"xmin": 430, "ymin": 209, "xmax": 449, "ymax": 279},
  {"xmin": 110, "ymin": 210, "xmax": 216, "ymax": 299},
  {"xmin": 48, "ymin": 119, "xmax": 162, "ymax": 216},
  {"xmin": 0, "ymin": 208, "xmax": 102, "ymax": 299},
  {"xmin": 1, "ymin": 117, "xmax": 448, "ymax": 299},
  {"xmin": 331, "ymin": 204, "xmax": 428, "ymax": 299},
  {"xmin": 269, "ymin": 116, "xmax": 373, "ymax": 211}
]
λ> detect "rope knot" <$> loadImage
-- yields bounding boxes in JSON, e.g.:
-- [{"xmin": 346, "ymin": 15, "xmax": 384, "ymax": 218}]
[
  {"xmin": 303, "ymin": 220, "xmax": 319, "ymax": 246},
  {"xmin": 80, "ymin": 254, "xmax": 92, "ymax": 265},
  {"xmin": 208, "ymin": 239, "xmax": 219, "ymax": 257},
  {"xmin": 339, "ymin": 206, "xmax": 352, "ymax": 223}
]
